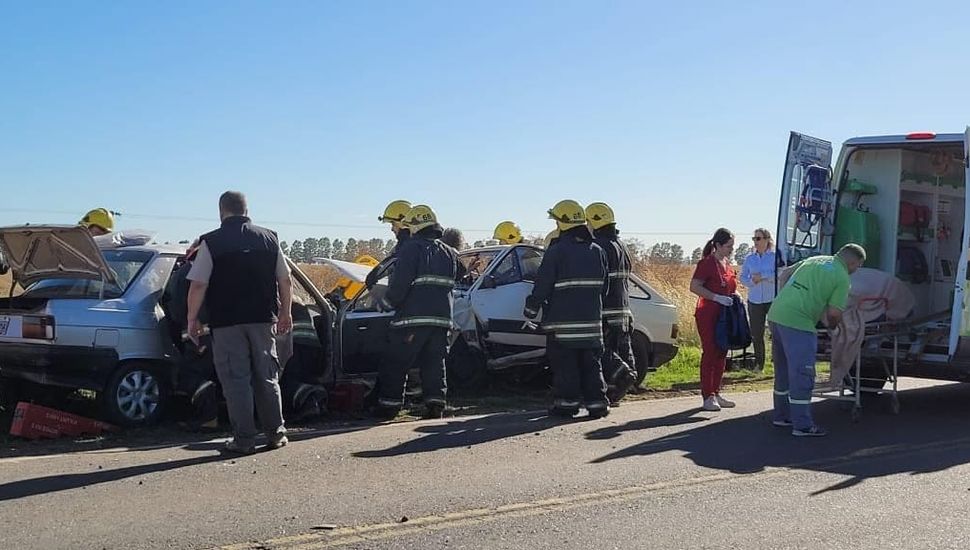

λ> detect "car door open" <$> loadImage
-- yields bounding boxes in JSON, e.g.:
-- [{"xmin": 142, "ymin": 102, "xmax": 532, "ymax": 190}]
[{"xmin": 471, "ymin": 246, "xmax": 545, "ymax": 349}]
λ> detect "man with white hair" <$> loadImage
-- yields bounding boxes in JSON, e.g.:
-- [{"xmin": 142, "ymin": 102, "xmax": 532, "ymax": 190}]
[{"xmin": 767, "ymin": 243, "xmax": 866, "ymax": 437}]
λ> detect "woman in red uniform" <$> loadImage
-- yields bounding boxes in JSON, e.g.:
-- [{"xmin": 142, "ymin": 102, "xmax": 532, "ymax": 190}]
[{"xmin": 689, "ymin": 228, "xmax": 737, "ymax": 411}]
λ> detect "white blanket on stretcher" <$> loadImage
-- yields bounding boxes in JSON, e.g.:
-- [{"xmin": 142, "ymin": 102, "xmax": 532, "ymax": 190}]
[{"xmin": 825, "ymin": 268, "xmax": 915, "ymax": 387}]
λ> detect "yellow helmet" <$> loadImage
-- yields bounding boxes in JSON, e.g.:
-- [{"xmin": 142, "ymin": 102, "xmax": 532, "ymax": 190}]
[
  {"xmin": 543, "ymin": 229, "xmax": 560, "ymax": 249},
  {"xmin": 378, "ymin": 200, "xmax": 412, "ymax": 224},
  {"xmin": 585, "ymin": 202, "xmax": 615, "ymax": 230},
  {"xmin": 79, "ymin": 208, "xmax": 115, "ymax": 232},
  {"xmin": 403, "ymin": 204, "xmax": 438, "ymax": 233},
  {"xmin": 493, "ymin": 221, "xmax": 523, "ymax": 245},
  {"xmin": 547, "ymin": 200, "xmax": 586, "ymax": 232}
]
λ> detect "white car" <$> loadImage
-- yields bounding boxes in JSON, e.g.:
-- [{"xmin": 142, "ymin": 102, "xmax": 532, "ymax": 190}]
[{"xmin": 329, "ymin": 243, "xmax": 679, "ymax": 389}]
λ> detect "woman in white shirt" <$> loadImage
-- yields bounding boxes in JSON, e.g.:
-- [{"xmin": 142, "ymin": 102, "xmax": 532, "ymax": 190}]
[{"xmin": 740, "ymin": 228, "xmax": 776, "ymax": 372}]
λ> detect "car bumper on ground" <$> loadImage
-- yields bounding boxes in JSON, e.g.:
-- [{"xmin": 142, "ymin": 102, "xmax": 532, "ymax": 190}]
[{"xmin": 0, "ymin": 343, "xmax": 119, "ymax": 391}]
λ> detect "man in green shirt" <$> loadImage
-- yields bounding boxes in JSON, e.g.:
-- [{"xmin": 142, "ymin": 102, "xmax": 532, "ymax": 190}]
[{"xmin": 768, "ymin": 244, "xmax": 866, "ymax": 437}]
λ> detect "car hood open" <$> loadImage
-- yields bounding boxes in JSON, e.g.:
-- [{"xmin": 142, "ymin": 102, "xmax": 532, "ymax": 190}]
[
  {"xmin": 0, "ymin": 225, "xmax": 116, "ymax": 289},
  {"xmin": 315, "ymin": 258, "xmax": 376, "ymax": 284}
]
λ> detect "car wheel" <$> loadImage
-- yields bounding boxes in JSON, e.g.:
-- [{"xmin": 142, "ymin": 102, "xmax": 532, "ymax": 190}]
[
  {"xmin": 446, "ymin": 337, "xmax": 488, "ymax": 394},
  {"xmin": 102, "ymin": 363, "xmax": 168, "ymax": 427},
  {"xmin": 632, "ymin": 333, "xmax": 652, "ymax": 389}
]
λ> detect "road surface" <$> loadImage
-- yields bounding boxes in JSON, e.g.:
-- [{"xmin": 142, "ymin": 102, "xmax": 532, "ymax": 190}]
[{"xmin": 2, "ymin": 380, "xmax": 970, "ymax": 549}]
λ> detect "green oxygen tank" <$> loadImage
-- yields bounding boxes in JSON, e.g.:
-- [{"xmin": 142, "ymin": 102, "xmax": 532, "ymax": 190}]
[{"xmin": 833, "ymin": 179, "xmax": 880, "ymax": 268}]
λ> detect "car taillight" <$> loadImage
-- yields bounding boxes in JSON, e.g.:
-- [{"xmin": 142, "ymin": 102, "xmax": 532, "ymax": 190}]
[
  {"xmin": 22, "ymin": 316, "xmax": 55, "ymax": 340},
  {"xmin": 906, "ymin": 132, "xmax": 936, "ymax": 140},
  {"xmin": 671, "ymin": 323, "xmax": 679, "ymax": 340}
]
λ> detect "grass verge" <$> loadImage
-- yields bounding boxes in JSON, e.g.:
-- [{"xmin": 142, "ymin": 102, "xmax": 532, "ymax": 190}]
[{"xmin": 643, "ymin": 345, "xmax": 830, "ymax": 394}]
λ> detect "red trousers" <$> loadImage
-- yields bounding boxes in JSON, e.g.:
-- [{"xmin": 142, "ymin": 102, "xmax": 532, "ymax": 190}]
[{"xmin": 695, "ymin": 305, "xmax": 726, "ymax": 399}]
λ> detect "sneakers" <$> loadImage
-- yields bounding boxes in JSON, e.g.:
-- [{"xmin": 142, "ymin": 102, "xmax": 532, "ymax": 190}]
[
  {"xmin": 267, "ymin": 435, "xmax": 288, "ymax": 451},
  {"xmin": 772, "ymin": 419, "xmax": 793, "ymax": 427},
  {"xmin": 702, "ymin": 396, "xmax": 721, "ymax": 411},
  {"xmin": 714, "ymin": 394, "xmax": 736, "ymax": 408},
  {"xmin": 587, "ymin": 407, "xmax": 610, "ymax": 420},
  {"xmin": 221, "ymin": 439, "xmax": 256, "ymax": 456},
  {"xmin": 792, "ymin": 425, "xmax": 827, "ymax": 437}
]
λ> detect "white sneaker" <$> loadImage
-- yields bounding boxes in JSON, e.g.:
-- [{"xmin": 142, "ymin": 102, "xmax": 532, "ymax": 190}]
[
  {"xmin": 702, "ymin": 396, "xmax": 721, "ymax": 411},
  {"xmin": 715, "ymin": 394, "xmax": 736, "ymax": 408}
]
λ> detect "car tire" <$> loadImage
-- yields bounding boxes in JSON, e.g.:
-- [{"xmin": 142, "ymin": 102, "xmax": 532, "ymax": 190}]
[
  {"xmin": 446, "ymin": 337, "xmax": 488, "ymax": 394},
  {"xmin": 102, "ymin": 362, "xmax": 169, "ymax": 427},
  {"xmin": 632, "ymin": 333, "xmax": 652, "ymax": 389}
]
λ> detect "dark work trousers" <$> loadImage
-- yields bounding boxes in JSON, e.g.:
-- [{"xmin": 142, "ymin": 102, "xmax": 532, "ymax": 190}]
[
  {"xmin": 377, "ymin": 327, "xmax": 448, "ymax": 409},
  {"xmin": 176, "ymin": 335, "xmax": 220, "ymax": 424},
  {"xmin": 602, "ymin": 324, "xmax": 637, "ymax": 403},
  {"xmin": 547, "ymin": 337, "xmax": 609, "ymax": 413},
  {"xmin": 747, "ymin": 301, "xmax": 772, "ymax": 371}
]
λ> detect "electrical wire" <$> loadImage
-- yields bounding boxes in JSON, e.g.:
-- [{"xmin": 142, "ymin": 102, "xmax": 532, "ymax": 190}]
[{"xmin": 0, "ymin": 207, "xmax": 710, "ymax": 236}]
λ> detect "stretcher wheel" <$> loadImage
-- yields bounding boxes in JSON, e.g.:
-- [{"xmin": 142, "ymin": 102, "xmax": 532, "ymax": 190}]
[{"xmin": 851, "ymin": 406, "xmax": 861, "ymax": 423}]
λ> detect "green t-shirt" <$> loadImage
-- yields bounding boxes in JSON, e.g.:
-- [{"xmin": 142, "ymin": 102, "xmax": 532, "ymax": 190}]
[{"xmin": 767, "ymin": 255, "xmax": 850, "ymax": 332}]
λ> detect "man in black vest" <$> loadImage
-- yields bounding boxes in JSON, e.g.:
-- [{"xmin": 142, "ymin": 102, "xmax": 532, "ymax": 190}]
[
  {"xmin": 186, "ymin": 191, "xmax": 292, "ymax": 455},
  {"xmin": 161, "ymin": 240, "xmax": 219, "ymax": 431}
]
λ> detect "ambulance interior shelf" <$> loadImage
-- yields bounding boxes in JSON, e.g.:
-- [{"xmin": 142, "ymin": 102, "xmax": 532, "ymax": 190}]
[{"xmin": 895, "ymin": 150, "xmax": 966, "ymax": 319}]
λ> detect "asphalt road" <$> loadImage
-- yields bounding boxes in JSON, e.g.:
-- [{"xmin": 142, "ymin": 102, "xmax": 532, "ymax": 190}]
[{"xmin": 2, "ymin": 379, "xmax": 970, "ymax": 549}]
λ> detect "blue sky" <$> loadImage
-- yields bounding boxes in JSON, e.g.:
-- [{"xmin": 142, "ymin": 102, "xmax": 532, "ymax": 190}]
[{"xmin": 2, "ymin": 1, "xmax": 968, "ymax": 253}]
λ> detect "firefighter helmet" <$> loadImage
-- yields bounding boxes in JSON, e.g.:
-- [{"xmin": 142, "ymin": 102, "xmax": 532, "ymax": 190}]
[
  {"xmin": 403, "ymin": 205, "xmax": 438, "ymax": 233},
  {"xmin": 378, "ymin": 200, "xmax": 412, "ymax": 224},
  {"xmin": 547, "ymin": 200, "xmax": 586, "ymax": 232},
  {"xmin": 79, "ymin": 208, "xmax": 115, "ymax": 233},
  {"xmin": 585, "ymin": 202, "xmax": 615, "ymax": 230},
  {"xmin": 493, "ymin": 221, "xmax": 523, "ymax": 245}
]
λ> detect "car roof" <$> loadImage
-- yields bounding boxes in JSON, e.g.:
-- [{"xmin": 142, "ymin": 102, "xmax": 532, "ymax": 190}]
[
  {"xmin": 102, "ymin": 243, "xmax": 188, "ymax": 256},
  {"xmin": 845, "ymin": 133, "xmax": 964, "ymax": 147},
  {"xmin": 460, "ymin": 243, "xmax": 541, "ymax": 255}
]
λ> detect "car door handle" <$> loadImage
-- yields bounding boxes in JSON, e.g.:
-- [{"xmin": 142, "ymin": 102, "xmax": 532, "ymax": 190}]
[{"xmin": 357, "ymin": 326, "xmax": 369, "ymax": 331}]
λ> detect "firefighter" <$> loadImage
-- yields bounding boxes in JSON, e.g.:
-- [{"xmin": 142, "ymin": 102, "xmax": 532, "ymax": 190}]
[
  {"xmin": 365, "ymin": 200, "xmax": 412, "ymax": 288},
  {"xmin": 543, "ymin": 229, "xmax": 560, "ymax": 249},
  {"xmin": 79, "ymin": 208, "xmax": 115, "ymax": 236},
  {"xmin": 161, "ymin": 240, "xmax": 220, "ymax": 431},
  {"xmin": 586, "ymin": 202, "xmax": 638, "ymax": 405},
  {"xmin": 524, "ymin": 200, "xmax": 610, "ymax": 419},
  {"xmin": 373, "ymin": 205, "xmax": 464, "ymax": 419},
  {"xmin": 493, "ymin": 221, "xmax": 524, "ymax": 245}
]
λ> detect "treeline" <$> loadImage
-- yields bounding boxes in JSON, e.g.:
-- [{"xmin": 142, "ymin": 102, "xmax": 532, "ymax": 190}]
[
  {"xmin": 280, "ymin": 237, "xmax": 755, "ymax": 266},
  {"xmin": 619, "ymin": 240, "xmax": 754, "ymax": 266},
  {"xmin": 280, "ymin": 237, "xmax": 395, "ymax": 264}
]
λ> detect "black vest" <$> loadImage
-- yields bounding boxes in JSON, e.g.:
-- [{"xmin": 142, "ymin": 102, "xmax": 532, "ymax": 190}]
[{"xmin": 201, "ymin": 216, "xmax": 281, "ymax": 328}]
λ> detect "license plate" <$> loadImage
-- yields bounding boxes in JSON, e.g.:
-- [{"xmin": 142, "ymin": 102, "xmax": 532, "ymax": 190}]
[{"xmin": 0, "ymin": 316, "xmax": 22, "ymax": 338}]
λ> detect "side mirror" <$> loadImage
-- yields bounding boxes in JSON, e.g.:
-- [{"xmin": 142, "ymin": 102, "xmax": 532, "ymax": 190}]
[{"xmin": 480, "ymin": 275, "xmax": 497, "ymax": 289}]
